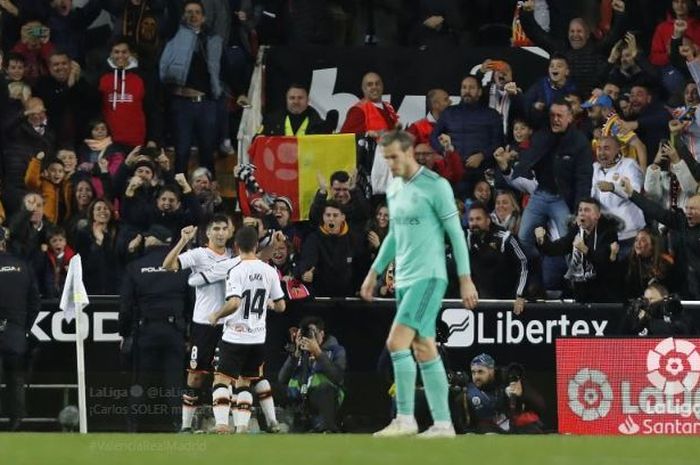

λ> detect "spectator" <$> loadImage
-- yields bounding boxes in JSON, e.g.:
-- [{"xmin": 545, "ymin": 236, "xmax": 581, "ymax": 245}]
[
  {"xmin": 64, "ymin": 177, "xmax": 96, "ymax": 238},
  {"xmin": 491, "ymin": 190, "xmax": 521, "ymax": 235},
  {"xmin": 649, "ymin": 0, "xmax": 700, "ymax": 93},
  {"xmin": 34, "ymin": 51, "xmax": 99, "ymax": 148},
  {"xmin": 106, "ymin": 0, "xmax": 165, "ymax": 73},
  {"xmin": 591, "ymin": 136, "xmax": 645, "ymax": 258},
  {"xmin": 278, "ymin": 316, "xmax": 346, "ymax": 433},
  {"xmin": 618, "ymin": 84, "xmax": 672, "ymax": 158},
  {"xmin": 97, "ymin": 37, "xmax": 161, "ymax": 148},
  {"xmin": 40, "ymin": 225, "xmax": 75, "ymax": 297},
  {"xmin": 11, "ymin": 20, "xmax": 54, "ymax": 86},
  {"xmin": 271, "ymin": 196, "xmax": 304, "ymax": 253},
  {"xmin": 366, "ymin": 203, "xmax": 389, "ymax": 261},
  {"xmin": 408, "ymin": 0, "xmax": 463, "ymax": 50},
  {"xmin": 160, "ymin": 0, "xmax": 223, "ymax": 176},
  {"xmin": 603, "ymin": 32, "xmax": 661, "ymax": 93},
  {"xmin": 308, "ymin": 170, "xmax": 370, "ymax": 232},
  {"xmin": 625, "ymin": 228, "xmax": 675, "ymax": 298},
  {"xmin": 618, "ymin": 177, "xmax": 700, "ymax": 299},
  {"xmin": 407, "ymin": 88, "xmax": 450, "ymax": 145},
  {"xmin": 2, "ymin": 97, "xmax": 56, "ymax": 216},
  {"xmin": 644, "ymin": 139, "xmax": 697, "ymax": 212},
  {"xmin": 584, "ymin": 93, "xmax": 648, "ymax": 170},
  {"xmin": 269, "ymin": 238, "xmax": 310, "ymax": 301},
  {"xmin": 476, "ymin": 59, "xmax": 526, "ymax": 138},
  {"xmin": 73, "ymin": 198, "xmax": 121, "ymax": 294},
  {"xmin": 259, "ymin": 84, "xmax": 330, "ymax": 136},
  {"xmin": 511, "ymin": 118, "xmax": 533, "ymax": 149},
  {"xmin": 3, "ymin": 52, "xmax": 27, "ymax": 85},
  {"xmin": 535, "ymin": 197, "xmax": 621, "ymax": 302},
  {"xmin": 519, "ymin": 0, "xmax": 627, "ymax": 96},
  {"xmin": 56, "ymin": 148, "xmax": 77, "ymax": 182},
  {"xmin": 429, "ymin": 75, "xmax": 503, "ymax": 194},
  {"xmin": 189, "ymin": 167, "xmax": 223, "ymax": 219},
  {"xmin": 7, "ymin": 192, "xmax": 48, "ymax": 274},
  {"xmin": 522, "ymin": 53, "xmax": 577, "ymax": 129},
  {"xmin": 45, "ymin": 0, "xmax": 107, "ymax": 62},
  {"xmin": 467, "ymin": 202, "xmax": 528, "ymax": 314},
  {"xmin": 340, "ymin": 72, "xmax": 399, "ymax": 136},
  {"xmin": 670, "ymin": 69, "xmax": 700, "ymax": 159},
  {"xmin": 413, "ymin": 140, "xmax": 464, "ymax": 186},
  {"xmin": 23, "ymin": 150, "xmax": 72, "ymax": 224},
  {"xmin": 496, "ymin": 100, "xmax": 593, "ymax": 287},
  {"xmin": 297, "ymin": 201, "xmax": 368, "ymax": 297}
]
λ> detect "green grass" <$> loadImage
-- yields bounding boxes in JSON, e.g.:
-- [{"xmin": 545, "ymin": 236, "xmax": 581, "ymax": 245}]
[{"xmin": 2, "ymin": 434, "xmax": 700, "ymax": 465}]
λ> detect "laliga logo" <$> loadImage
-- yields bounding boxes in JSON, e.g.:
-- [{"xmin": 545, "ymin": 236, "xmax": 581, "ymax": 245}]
[
  {"xmin": 568, "ymin": 368, "xmax": 614, "ymax": 421},
  {"xmin": 646, "ymin": 337, "xmax": 700, "ymax": 396}
]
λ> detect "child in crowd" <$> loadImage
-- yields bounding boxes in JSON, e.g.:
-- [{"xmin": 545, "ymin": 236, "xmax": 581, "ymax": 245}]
[
  {"xmin": 24, "ymin": 151, "xmax": 72, "ymax": 224},
  {"xmin": 41, "ymin": 226, "xmax": 75, "ymax": 297}
]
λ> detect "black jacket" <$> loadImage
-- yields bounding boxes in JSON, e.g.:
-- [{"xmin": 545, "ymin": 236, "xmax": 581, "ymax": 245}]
[
  {"xmin": 119, "ymin": 246, "xmax": 191, "ymax": 337},
  {"xmin": 511, "ymin": 126, "xmax": 593, "ymax": 211},
  {"xmin": 539, "ymin": 216, "xmax": 621, "ymax": 302},
  {"xmin": 629, "ymin": 191, "xmax": 700, "ymax": 299},
  {"xmin": 296, "ymin": 227, "xmax": 368, "ymax": 297},
  {"xmin": 308, "ymin": 190, "xmax": 370, "ymax": 232},
  {"xmin": 467, "ymin": 226, "xmax": 528, "ymax": 299},
  {"xmin": 0, "ymin": 250, "xmax": 40, "ymax": 332},
  {"xmin": 261, "ymin": 106, "xmax": 330, "ymax": 136}
]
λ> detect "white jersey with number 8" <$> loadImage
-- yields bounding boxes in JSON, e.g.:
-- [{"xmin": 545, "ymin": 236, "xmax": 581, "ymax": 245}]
[{"xmin": 223, "ymin": 259, "xmax": 284, "ymax": 344}]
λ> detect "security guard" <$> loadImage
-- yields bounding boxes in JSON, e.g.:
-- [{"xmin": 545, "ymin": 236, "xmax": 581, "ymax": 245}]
[
  {"xmin": 119, "ymin": 225, "xmax": 191, "ymax": 432},
  {"xmin": 0, "ymin": 227, "xmax": 40, "ymax": 431}
]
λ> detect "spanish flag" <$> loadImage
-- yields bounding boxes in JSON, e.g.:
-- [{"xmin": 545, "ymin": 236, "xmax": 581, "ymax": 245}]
[{"xmin": 245, "ymin": 134, "xmax": 357, "ymax": 221}]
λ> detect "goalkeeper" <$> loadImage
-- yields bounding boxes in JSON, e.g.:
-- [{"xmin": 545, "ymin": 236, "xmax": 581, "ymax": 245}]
[{"xmin": 360, "ymin": 130, "xmax": 478, "ymax": 438}]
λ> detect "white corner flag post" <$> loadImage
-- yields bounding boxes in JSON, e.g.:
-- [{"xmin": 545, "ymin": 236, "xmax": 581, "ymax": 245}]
[{"xmin": 59, "ymin": 254, "xmax": 90, "ymax": 434}]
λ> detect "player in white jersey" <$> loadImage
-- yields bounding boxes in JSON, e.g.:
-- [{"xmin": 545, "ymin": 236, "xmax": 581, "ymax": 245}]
[
  {"xmin": 162, "ymin": 214, "xmax": 234, "ymax": 432},
  {"xmin": 207, "ymin": 226, "xmax": 286, "ymax": 434}
]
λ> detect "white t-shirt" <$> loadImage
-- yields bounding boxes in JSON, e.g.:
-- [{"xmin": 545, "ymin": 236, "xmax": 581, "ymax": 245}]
[
  {"xmin": 222, "ymin": 259, "xmax": 284, "ymax": 345},
  {"xmin": 178, "ymin": 247, "xmax": 233, "ymax": 325}
]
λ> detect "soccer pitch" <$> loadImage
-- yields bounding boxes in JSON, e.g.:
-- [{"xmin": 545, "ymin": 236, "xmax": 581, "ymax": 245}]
[{"xmin": 2, "ymin": 434, "xmax": 700, "ymax": 465}]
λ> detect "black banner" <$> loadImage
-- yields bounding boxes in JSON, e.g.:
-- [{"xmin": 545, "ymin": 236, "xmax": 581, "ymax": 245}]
[
  {"xmin": 23, "ymin": 297, "xmax": 634, "ymax": 431},
  {"xmin": 264, "ymin": 46, "xmax": 549, "ymax": 129}
]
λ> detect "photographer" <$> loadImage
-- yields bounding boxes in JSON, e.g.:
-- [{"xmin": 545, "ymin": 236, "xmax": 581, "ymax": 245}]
[
  {"xmin": 278, "ymin": 316, "xmax": 346, "ymax": 433},
  {"xmin": 463, "ymin": 353, "xmax": 545, "ymax": 434},
  {"xmin": 622, "ymin": 283, "xmax": 692, "ymax": 336}
]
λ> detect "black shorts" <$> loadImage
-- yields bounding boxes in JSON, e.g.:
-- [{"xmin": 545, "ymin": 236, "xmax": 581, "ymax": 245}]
[
  {"xmin": 215, "ymin": 340, "xmax": 265, "ymax": 379},
  {"xmin": 187, "ymin": 322, "xmax": 223, "ymax": 373}
]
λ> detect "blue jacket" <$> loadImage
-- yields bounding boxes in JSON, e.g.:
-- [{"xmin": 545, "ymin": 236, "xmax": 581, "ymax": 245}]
[
  {"xmin": 430, "ymin": 102, "xmax": 503, "ymax": 160},
  {"xmin": 523, "ymin": 77, "xmax": 576, "ymax": 129},
  {"xmin": 159, "ymin": 25, "xmax": 223, "ymax": 99}
]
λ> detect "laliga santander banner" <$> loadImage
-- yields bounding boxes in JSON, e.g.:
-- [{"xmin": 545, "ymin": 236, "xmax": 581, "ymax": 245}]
[
  {"xmin": 245, "ymin": 134, "xmax": 357, "ymax": 221},
  {"xmin": 557, "ymin": 338, "xmax": 700, "ymax": 435}
]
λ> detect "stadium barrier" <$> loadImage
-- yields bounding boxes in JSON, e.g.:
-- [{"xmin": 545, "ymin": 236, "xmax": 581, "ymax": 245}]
[{"xmin": 13, "ymin": 297, "xmax": 700, "ymax": 432}]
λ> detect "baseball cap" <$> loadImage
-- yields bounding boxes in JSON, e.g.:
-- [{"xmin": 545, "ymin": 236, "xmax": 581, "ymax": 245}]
[
  {"xmin": 471, "ymin": 353, "xmax": 495, "ymax": 369},
  {"xmin": 581, "ymin": 94, "xmax": 613, "ymax": 109}
]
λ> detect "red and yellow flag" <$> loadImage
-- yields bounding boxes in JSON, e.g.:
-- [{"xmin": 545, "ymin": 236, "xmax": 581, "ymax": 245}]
[{"xmin": 245, "ymin": 134, "xmax": 356, "ymax": 221}]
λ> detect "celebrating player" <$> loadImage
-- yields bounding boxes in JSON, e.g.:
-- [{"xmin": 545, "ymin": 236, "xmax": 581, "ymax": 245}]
[
  {"xmin": 207, "ymin": 226, "xmax": 286, "ymax": 433},
  {"xmin": 360, "ymin": 130, "xmax": 478, "ymax": 438},
  {"xmin": 162, "ymin": 214, "xmax": 236, "ymax": 433}
]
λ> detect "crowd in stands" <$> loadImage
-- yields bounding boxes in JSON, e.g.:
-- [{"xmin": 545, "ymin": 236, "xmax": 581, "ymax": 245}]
[{"xmin": 2, "ymin": 0, "xmax": 700, "ymax": 319}]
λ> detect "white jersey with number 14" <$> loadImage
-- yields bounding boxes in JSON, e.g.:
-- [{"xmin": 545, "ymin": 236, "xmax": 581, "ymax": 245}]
[{"xmin": 223, "ymin": 259, "xmax": 284, "ymax": 344}]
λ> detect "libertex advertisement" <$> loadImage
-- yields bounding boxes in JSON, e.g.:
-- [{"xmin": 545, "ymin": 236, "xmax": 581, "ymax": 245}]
[{"xmin": 557, "ymin": 338, "xmax": 700, "ymax": 435}]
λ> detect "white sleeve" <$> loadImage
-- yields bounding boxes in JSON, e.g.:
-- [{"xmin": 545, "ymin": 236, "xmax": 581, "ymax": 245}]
[
  {"xmin": 177, "ymin": 248, "xmax": 201, "ymax": 270},
  {"xmin": 644, "ymin": 166, "xmax": 663, "ymax": 203},
  {"xmin": 671, "ymin": 160, "xmax": 699, "ymax": 195},
  {"xmin": 269, "ymin": 270, "xmax": 285, "ymax": 301},
  {"xmin": 225, "ymin": 268, "xmax": 243, "ymax": 300}
]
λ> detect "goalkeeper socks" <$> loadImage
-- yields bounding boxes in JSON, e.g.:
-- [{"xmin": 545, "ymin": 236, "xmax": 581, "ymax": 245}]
[
  {"xmin": 419, "ymin": 356, "xmax": 451, "ymax": 423},
  {"xmin": 390, "ymin": 349, "xmax": 417, "ymax": 417},
  {"xmin": 254, "ymin": 379, "xmax": 278, "ymax": 425},
  {"xmin": 181, "ymin": 387, "xmax": 200, "ymax": 429},
  {"xmin": 212, "ymin": 384, "xmax": 231, "ymax": 426}
]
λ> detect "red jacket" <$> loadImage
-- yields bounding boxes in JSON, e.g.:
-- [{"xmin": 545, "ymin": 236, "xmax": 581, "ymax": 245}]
[
  {"xmin": 341, "ymin": 100, "xmax": 398, "ymax": 134},
  {"xmin": 650, "ymin": 16, "xmax": 700, "ymax": 66},
  {"xmin": 98, "ymin": 58, "xmax": 147, "ymax": 147},
  {"xmin": 432, "ymin": 150, "xmax": 465, "ymax": 185}
]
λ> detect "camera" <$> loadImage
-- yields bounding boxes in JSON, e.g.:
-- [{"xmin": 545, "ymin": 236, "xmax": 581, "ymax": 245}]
[{"xmin": 300, "ymin": 325, "xmax": 316, "ymax": 340}]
